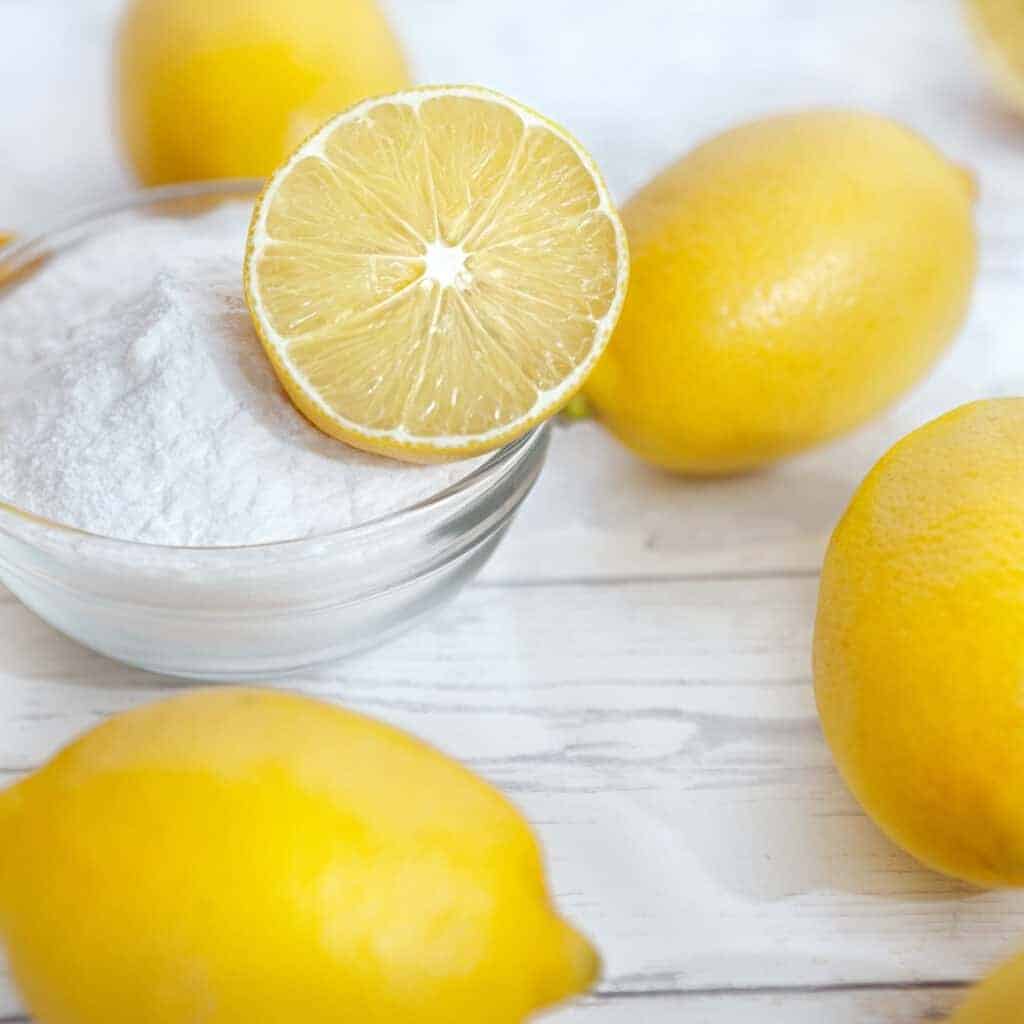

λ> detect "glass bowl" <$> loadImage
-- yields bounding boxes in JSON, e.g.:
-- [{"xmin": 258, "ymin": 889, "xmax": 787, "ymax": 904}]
[{"xmin": 0, "ymin": 181, "xmax": 550, "ymax": 679}]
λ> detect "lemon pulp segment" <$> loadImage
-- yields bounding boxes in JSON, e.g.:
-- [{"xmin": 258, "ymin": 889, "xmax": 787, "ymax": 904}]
[{"xmin": 245, "ymin": 86, "xmax": 628, "ymax": 460}]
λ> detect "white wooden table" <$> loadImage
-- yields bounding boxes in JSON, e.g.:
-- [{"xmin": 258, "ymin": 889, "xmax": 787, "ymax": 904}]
[{"xmin": 3, "ymin": 1, "xmax": 1024, "ymax": 1020}]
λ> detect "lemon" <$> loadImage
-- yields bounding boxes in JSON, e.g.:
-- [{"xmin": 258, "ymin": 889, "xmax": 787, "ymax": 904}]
[
  {"xmin": 115, "ymin": 0, "xmax": 410, "ymax": 185},
  {"xmin": 244, "ymin": 85, "xmax": 629, "ymax": 462},
  {"xmin": 964, "ymin": 0, "xmax": 1024, "ymax": 115},
  {"xmin": 815, "ymin": 400, "xmax": 1024, "ymax": 887},
  {"xmin": 585, "ymin": 111, "xmax": 977, "ymax": 475},
  {"xmin": 950, "ymin": 950, "xmax": 1024, "ymax": 1022},
  {"xmin": 0, "ymin": 688, "xmax": 598, "ymax": 1024}
]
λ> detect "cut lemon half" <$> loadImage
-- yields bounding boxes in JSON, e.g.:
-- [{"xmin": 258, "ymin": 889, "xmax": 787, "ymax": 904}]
[{"xmin": 244, "ymin": 85, "xmax": 629, "ymax": 461}]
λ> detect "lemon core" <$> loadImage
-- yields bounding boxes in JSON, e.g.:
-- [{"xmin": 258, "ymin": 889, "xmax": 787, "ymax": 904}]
[{"xmin": 423, "ymin": 241, "xmax": 472, "ymax": 290}]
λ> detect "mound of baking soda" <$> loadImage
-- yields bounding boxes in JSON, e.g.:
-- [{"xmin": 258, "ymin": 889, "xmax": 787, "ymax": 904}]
[{"xmin": 0, "ymin": 204, "xmax": 481, "ymax": 546}]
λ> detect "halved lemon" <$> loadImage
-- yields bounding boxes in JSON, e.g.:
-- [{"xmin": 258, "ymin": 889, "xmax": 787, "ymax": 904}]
[{"xmin": 244, "ymin": 85, "xmax": 629, "ymax": 461}]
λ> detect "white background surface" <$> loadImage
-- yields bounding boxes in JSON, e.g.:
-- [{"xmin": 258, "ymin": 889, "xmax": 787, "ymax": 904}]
[{"xmin": 3, "ymin": 1, "xmax": 1024, "ymax": 1020}]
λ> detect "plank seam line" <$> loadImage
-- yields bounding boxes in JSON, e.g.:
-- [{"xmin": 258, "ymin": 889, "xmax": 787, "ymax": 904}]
[
  {"xmin": 0, "ymin": 980, "xmax": 974, "ymax": 1021},
  {"xmin": 593, "ymin": 979, "xmax": 970, "ymax": 1000}
]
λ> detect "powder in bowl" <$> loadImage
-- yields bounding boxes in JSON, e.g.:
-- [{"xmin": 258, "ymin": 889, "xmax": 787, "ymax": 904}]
[{"xmin": 0, "ymin": 203, "xmax": 483, "ymax": 546}]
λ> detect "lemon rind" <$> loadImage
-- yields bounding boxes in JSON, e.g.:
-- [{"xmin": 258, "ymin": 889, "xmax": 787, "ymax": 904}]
[{"xmin": 244, "ymin": 84, "xmax": 629, "ymax": 457}]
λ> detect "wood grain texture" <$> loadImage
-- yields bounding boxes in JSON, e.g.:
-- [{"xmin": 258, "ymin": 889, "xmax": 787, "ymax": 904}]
[
  {"xmin": 0, "ymin": 985, "xmax": 974, "ymax": 1024},
  {"xmin": 560, "ymin": 986, "xmax": 967, "ymax": 1024},
  {"xmin": 486, "ymin": 261, "xmax": 1024, "ymax": 584},
  {"xmin": 0, "ymin": 577, "xmax": 1020, "ymax": 1019},
  {"xmin": 3, "ymin": 1, "xmax": 1024, "ymax": 1022}
]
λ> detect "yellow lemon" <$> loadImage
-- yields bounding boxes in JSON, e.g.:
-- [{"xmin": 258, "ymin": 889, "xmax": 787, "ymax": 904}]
[
  {"xmin": 964, "ymin": 0, "xmax": 1024, "ymax": 115},
  {"xmin": 0, "ymin": 688, "xmax": 598, "ymax": 1024},
  {"xmin": 950, "ymin": 950, "xmax": 1024, "ymax": 1022},
  {"xmin": 244, "ymin": 85, "xmax": 629, "ymax": 462},
  {"xmin": 115, "ymin": 0, "xmax": 410, "ymax": 185},
  {"xmin": 815, "ymin": 400, "xmax": 1024, "ymax": 887},
  {"xmin": 585, "ymin": 111, "xmax": 977, "ymax": 475}
]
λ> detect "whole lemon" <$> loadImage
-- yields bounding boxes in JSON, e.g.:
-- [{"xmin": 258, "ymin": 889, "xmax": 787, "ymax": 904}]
[
  {"xmin": 950, "ymin": 949, "xmax": 1024, "ymax": 1022},
  {"xmin": 964, "ymin": 0, "xmax": 1024, "ymax": 115},
  {"xmin": 584, "ymin": 111, "xmax": 977, "ymax": 474},
  {"xmin": 0, "ymin": 689, "xmax": 597, "ymax": 1023},
  {"xmin": 815, "ymin": 400, "xmax": 1024, "ymax": 887},
  {"xmin": 115, "ymin": 0, "xmax": 410, "ymax": 185}
]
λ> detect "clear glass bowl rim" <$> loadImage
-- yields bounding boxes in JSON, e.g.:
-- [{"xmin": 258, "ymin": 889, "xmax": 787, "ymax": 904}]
[{"xmin": 0, "ymin": 178, "xmax": 548, "ymax": 557}]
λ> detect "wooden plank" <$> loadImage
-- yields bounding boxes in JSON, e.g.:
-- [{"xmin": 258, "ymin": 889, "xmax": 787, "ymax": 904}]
[
  {"xmin": 558, "ymin": 986, "xmax": 966, "ymax": 1023},
  {"xmin": 0, "ymin": 985, "xmax": 970, "ymax": 1024},
  {"xmin": 485, "ymin": 262, "xmax": 1024, "ymax": 584},
  {"xmin": 0, "ymin": 0, "xmax": 129, "ymax": 232},
  {"xmin": 1, "ymin": 575, "xmax": 1023, "ymax": 1014},
  {"xmin": 2, "ymin": 3, "xmax": 1024, "ymax": 589},
  {"xmin": 2, "ymin": 2, "xmax": 1024, "ymax": 1022}
]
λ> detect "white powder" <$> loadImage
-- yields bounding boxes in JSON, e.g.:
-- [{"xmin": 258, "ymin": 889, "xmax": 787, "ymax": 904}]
[{"xmin": 0, "ymin": 203, "xmax": 482, "ymax": 546}]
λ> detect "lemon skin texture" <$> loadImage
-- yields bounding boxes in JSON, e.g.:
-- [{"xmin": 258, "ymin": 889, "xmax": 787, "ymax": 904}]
[
  {"xmin": 585, "ymin": 111, "xmax": 977, "ymax": 475},
  {"xmin": 116, "ymin": 0, "xmax": 410, "ymax": 185},
  {"xmin": 0, "ymin": 688, "xmax": 598, "ymax": 1024},
  {"xmin": 950, "ymin": 949, "xmax": 1024, "ymax": 1022},
  {"xmin": 815, "ymin": 400, "xmax": 1024, "ymax": 887},
  {"xmin": 964, "ymin": 0, "xmax": 1024, "ymax": 115}
]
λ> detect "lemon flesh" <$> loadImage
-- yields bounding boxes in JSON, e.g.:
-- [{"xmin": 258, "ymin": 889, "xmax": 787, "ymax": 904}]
[
  {"xmin": 0, "ymin": 688, "xmax": 599, "ymax": 1024},
  {"xmin": 116, "ymin": 0, "xmax": 410, "ymax": 184},
  {"xmin": 585, "ymin": 110, "xmax": 977, "ymax": 475},
  {"xmin": 244, "ymin": 86, "xmax": 629, "ymax": 462},
  {"xmin": 815, "ymin": 400, "xmax": 1024, "ymax": 887}
]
